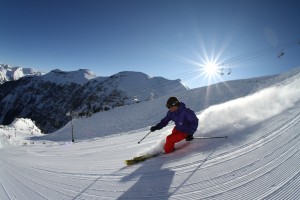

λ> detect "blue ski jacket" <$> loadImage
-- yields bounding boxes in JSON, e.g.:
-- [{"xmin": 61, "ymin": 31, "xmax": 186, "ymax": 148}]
[{"xmin": 155, "ymin": 103, "xmax": 199, "ymax": 135}]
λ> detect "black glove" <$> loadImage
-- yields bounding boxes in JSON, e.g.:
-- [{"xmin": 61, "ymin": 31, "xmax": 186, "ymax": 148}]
[
  {"xmin": 186, "ymin": 135, "xmax": 194, "ymax": 141},
  {"xmin": 150, "ymin": 126, "xmax": 158, "ymax": 132}
]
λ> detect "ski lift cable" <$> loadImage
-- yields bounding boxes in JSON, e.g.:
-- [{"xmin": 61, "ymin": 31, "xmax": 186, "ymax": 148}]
[
  {"xmin": 93, "ymin": 39, "xmax": 299, "ymax": 98},
  {"xmin": 121, "ymin": 42, "xmax": 294, "ymax": 96},
  {"xmin": 220, "ymin": 39, "xmax": 298, "ymax": 66},
  {"xmin": 127, "ymin": 39, "xmax": 300, "ymax": 95}
]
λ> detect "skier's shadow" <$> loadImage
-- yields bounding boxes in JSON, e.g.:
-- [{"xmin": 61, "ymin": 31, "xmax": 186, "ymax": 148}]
[{"xmin": 118, "ymin": 159, "xmax": 174, "ymax": 200}]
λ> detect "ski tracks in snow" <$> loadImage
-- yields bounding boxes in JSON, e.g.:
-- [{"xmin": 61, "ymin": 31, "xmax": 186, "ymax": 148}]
[
  {"xmin": 114, "ymin": 106, "xmax": 300, "ymax": 199},
  {"xmin": 167, "ymin": 107, "xmax": 300, "ymax": 199},
  {"xmin": 0, "ymin": 105, "xmax": 299, "ymax": 199}
]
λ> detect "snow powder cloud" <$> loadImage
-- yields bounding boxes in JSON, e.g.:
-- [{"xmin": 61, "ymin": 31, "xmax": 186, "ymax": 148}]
[{"xmin": 198, "ymin": 77, "xmax": 300, "ymax": 136}]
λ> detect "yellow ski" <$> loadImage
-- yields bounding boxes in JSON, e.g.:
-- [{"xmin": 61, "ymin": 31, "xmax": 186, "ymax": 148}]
[{"xmin": 125, "ymin": 154, "xmax": 159, "ymax": 165}]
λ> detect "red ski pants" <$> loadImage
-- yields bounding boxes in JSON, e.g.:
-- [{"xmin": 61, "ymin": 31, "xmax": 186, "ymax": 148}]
[{"xmin": 164, "ymin": 128, "xmax": 188, "ymax": 154}]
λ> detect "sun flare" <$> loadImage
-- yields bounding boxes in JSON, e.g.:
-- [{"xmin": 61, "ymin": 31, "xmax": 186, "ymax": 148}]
[{"xmin": 204, "ymin": 61, "xmax": 219, "ymax": 76}]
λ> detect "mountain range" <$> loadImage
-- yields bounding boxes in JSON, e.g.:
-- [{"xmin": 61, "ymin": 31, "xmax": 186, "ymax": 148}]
[
  {"xmin": 0, "ymin": 65, "xmax": 188, "ymax": 133},
  {"xmin": 0, "ymin": 64, "xmax": 43, "ymax": 84}
]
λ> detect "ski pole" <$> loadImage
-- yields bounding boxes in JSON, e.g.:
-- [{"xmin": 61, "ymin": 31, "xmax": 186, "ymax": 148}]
[
  {"xmin": 138, "ymin": 131, "xmax": 152, "ymax": 144},
  {"xmin": 193, "ymin": 136, "xmax": 228, "ymax": 139}
]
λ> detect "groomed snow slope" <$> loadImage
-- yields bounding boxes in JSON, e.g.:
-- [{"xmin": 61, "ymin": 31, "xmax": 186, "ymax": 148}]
[{"xmin": 0, "ymin": 67, "xmax": 300, "ymax": 199}]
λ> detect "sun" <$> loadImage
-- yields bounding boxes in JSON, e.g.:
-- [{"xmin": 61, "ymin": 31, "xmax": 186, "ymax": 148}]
[
  {"xmin": 204, "ymin": 61, "xmax": 219, "ymax": 76},
  {"xmin": 196, "ymin": 58, "xmax": 223, "ymax": 85}
]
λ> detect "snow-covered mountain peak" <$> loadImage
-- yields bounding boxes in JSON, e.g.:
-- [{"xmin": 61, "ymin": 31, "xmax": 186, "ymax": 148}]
[
  {"xmin": 10, "ymin": 118, "xmax": 41, "ymax": 134},
  {"xmin": 41, "ymin": 69, "xmax": 98, "ymax": 85},
  {"xmin": 0, "ymin": 64, "xmax": 42, "ymax": 84},
  {"xmin": 113, "ymin": 71, "xmax": 152, "ymax": 79},
  {"xmin": 105, "ymin": 71, "xmax": 189, "ymax": 101}
]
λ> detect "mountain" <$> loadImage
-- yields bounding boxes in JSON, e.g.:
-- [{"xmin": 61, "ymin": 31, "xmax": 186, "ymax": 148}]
[
  {"xmin": 0, "ymin": 69, "xmax": 188, "ymax": 133},
  {"xmin": 76, "ymin": 71, "xmax": 188, "ymax": 114},
  {"xmin": 1, "ymin": 67, "xmax": 299, "ymax": 199},
  {"xmin": 0, "ymin": 64, "xmax": 42, "ymax": 84},
  {"xmin": 41, "ymin": 69, "xmax": 97, "ymax": 85}
]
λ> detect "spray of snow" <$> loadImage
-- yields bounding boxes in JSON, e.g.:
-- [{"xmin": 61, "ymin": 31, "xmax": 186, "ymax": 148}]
[
  {"xmin": 138, "ymin": 138, "xmax": 166, "ymax": 156},
  {"xmin": 198, "ymin": 77, "xmax": 300, "ymax": 136},
  {"xmin": 137, "ymin": 76, "xmax": 300, "ymax": 155}
]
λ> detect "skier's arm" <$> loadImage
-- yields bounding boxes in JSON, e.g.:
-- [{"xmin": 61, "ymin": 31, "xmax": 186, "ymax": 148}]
[{"xmin": 154, "ymin": 112, "xmax": 171, "ymax": 130}]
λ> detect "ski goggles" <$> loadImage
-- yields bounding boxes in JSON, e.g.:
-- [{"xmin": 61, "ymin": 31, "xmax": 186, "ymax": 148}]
[{"xmin": 166, "ymin": 101, "xmax": 179, "ymax": 109}]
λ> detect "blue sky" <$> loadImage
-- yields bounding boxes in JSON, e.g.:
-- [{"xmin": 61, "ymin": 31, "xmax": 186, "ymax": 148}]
[{"xmin": 0, "ymin": 0, "xmax": 299, "ymax": 88}]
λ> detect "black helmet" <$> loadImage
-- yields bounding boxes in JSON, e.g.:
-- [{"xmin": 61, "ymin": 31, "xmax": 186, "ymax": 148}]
[{"xmin": 166, "ymin": 96, "xmax": 180, "ymax": 108}]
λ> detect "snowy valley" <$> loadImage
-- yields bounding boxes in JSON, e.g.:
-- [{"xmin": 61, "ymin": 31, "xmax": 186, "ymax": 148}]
[{"xmin": 0, "ymin": 67, "xmax": 300, "ymax": 199}]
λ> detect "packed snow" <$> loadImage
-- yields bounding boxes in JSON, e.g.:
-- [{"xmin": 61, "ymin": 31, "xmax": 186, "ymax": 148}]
[{"xmin": 0, "ymin": 67, "xmax": 300, "ymax": 199}]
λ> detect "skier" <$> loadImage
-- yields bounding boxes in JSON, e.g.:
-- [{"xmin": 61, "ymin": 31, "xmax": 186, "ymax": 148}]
[{"xmin": 150, "ymin": 97, "xmax": 199, "ymax": 154}]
